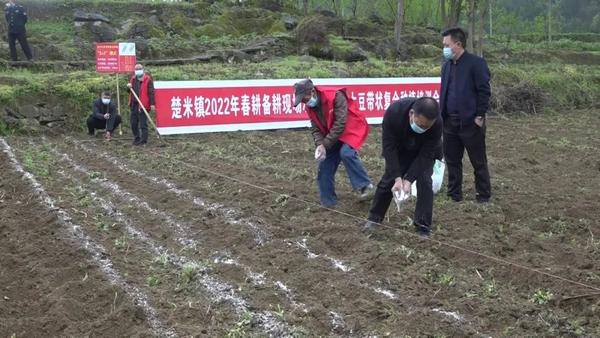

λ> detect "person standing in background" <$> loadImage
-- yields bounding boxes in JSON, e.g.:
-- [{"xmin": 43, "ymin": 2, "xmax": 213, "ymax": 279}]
[{"xmin": 4, "ymin": 0, "xmax": 33, "ymax": 62}]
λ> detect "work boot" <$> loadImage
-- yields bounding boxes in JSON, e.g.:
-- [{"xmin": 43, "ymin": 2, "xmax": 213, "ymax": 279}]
[
  {"xmin": 361, "ymin": 220, "xmax": 380, "ymax": 233},
  {"xmin": 358, "ymin": 183, "xmax": 375, "ymax": 202},
  {"xmin": 415, "ymin": 224, "xmax": 431, "ymax": 238}
]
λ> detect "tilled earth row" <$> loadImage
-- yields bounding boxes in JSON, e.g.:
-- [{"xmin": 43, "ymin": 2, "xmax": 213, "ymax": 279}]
[{"xmin": 1, "ymin": 112, "xmax": 599, "ymax": 337}]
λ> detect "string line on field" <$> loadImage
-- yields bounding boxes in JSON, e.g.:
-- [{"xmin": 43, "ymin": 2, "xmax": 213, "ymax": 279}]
[
  {"xmin": 26, "ymin": 139, "xmax": 300, "ymax": 336},
  {"xmin": 141, "ymin": 146, "xmax": 600, "ymax": 293}
]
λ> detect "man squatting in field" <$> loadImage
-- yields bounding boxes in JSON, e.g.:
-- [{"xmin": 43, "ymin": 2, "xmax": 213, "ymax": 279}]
[
  {"xmin": 293, "ymin": 79, "xmax": 376, "ymax": 207},
  {"xmin": 364, "ymin": 97, "xmax": 443, "ymax": 237},
  {"xmin": 87, "ymin": 91, "xmax": 122, "ymax": 140}
]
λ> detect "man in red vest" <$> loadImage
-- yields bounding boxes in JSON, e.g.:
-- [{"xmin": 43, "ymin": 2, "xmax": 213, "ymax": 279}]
[
  {"xmin": 293, "ymin": 79, "xmax": 374, "ymax": 207},
  {"xmin": 127, "ymin": 63, "xmax": 155, "ymax": 146}
]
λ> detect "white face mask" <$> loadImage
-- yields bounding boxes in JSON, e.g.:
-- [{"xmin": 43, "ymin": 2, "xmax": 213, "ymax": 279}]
[
  {"xmin": 135, "ymin": 69, "xmax": 144, "ymax": 77},
  {"xmin": 102, "ymin": 98, "xmax": 111, "ymax": 105}
]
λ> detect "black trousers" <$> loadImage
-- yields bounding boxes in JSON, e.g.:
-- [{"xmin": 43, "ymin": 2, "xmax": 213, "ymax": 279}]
[
  {"xmin": 8, "ymin": 32, "xmax": 32, "ymax": 61},
  {"xmin": 130, "ymin": 107, "xmax": 148, "ymax": 143},
  {"xmin": 443, "ymin": 115, "xmax": 491, "ymax": 201},
  {"xmin": 368, "ymin": 156, "xmax": 434, "ymax": 228},
  {"xmin": 87, "ymin": 115, "xmax": 121, "ymax": 135}
]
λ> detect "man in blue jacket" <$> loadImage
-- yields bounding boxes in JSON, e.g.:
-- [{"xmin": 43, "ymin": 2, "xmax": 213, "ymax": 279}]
[
  {"xmin": 4, "ymin": 0, "xmax": 32, "ymax": 62},
  {"xmin": 440, "ymin": 27, "xmax": 491, "ymax": 203}
]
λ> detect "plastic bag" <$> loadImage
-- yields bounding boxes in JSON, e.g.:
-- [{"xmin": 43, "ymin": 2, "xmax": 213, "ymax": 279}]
[
  {"xmin": 411, "ymin": 159, "xmax": 445, "ymax": 197},
  {"xmin": 393, "ymin": 189, "xmax": 410, "ymax": 212}
]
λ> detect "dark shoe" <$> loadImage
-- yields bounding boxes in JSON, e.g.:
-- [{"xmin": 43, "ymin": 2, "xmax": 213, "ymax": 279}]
[
  {"xmin": 448, "ymin": 195, "xmax": 463, "ymax": 202},
  {"xmin": 139, "ymin": 141, "xmax": 147, "ymax": 146},
  {"xmin": 476, "ymin": 197, "xmax": 490, "ymax": 204},
  {"xmin": 358, "ymin": 183, "xmax": 376, "ymax": 202},
  {"xmin": 104, "ymin": 131, "xmax": 112, "ymax": 141},
  {"xmin": 88, "ymin": 132, "xmax": 95, "ymax": 137},
  {"xmin": 415, "ymin": 224, "xmax": 431, "ymax": 237},
  {"xmin": 361, "ymin": 220, "xmax": 380, "ymax": 233},
  {"xmin": 133, "ymin": 139, "xmax": 141, "ymax": 145}
]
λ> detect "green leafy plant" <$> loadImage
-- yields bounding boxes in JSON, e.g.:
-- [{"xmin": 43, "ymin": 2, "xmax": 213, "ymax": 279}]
[{"xmin": 530, "ymin": 289, "xmax": 554, "ymax": 305}]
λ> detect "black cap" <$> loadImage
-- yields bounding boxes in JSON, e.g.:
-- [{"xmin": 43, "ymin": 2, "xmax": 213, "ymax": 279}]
[{"xmin": 293, "ymin": 79, "xmax": 314, "ymax": 107}]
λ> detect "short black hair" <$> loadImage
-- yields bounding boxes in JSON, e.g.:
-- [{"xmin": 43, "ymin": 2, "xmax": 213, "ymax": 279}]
[
  {"xmin": 442, "ymin": 27, "xmax": 467, "ymax": 49},
  {"xmin": 412, "ymin": 97, "xmax": 439, "ymax": 120},
  {"xmin": 101, "ymin": 91, "xmax": 112, "ymax": 97}
]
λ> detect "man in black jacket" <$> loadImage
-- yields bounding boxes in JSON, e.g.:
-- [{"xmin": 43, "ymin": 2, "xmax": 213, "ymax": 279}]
[
  {"xmin": 87, "ymin": 91, "xmax": 121, "ymax": 140},
  {"xmin": 440, "ymin": 27, "xmax": 492, "ymax": 203},
  {"xmin": 364, "ymin": 97, "xmax": 442, "ymax": 236},
  {"xmin": 4, "ymin": 0, "xmax": 32, "ymax": 62}
]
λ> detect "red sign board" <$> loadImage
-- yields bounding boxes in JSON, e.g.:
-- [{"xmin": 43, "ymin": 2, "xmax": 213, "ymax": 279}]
[
  {"xmin": 154, "ymin": 78, "xmax": 441, "ymax": 135},
  {"xmin": 95, "ymin": 42, "xmax": 136, "ymax": 73},
  {"xmin": 95, "ymin": 43, "xmax": 119, "ymax": 73}
]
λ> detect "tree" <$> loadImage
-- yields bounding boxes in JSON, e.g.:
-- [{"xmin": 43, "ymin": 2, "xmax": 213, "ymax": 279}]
[
  {"xmin": 395, "ymin": 0, "xmax": 406, "ymax": 60},
  {"xmin": 440, "ymin": 0, "xmax": 464, "ymax": 28},
  {"xmin": 547, "ymin": 0, "xmax": 552, "ymax": 42},
  {"xmin": 476, "ymin": 0, "xmax": 488, "ymax": 56},
  {"xmin": 302, "ymin": 0, "xmax": 309, "ymax": 15},
  {"xmin": 350, "ymin": 0, "xmax": 359, "ymax": 17},
  {"xmin": 449, "ymin": 0, "xmax": 464, "ymax": 27},
  {"xmin": 467, "ymin": 0, "xmax": 476, "ymax": 51}
]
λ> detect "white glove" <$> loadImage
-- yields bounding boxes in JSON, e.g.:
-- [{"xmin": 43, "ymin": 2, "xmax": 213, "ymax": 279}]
[{"xmin": 314, "ymin": 145, "xmax": 326, "ymax": 162}]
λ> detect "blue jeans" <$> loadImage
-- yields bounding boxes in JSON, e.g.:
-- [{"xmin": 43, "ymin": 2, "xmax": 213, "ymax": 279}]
[{"xmin": 317, "ymin": 142, "xmax": 371, "ymax": 207}]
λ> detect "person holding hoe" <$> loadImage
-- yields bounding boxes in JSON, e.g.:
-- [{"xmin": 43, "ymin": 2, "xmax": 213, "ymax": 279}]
[{"xmin": 127, "ymin": 63, "xmax": 155, "ymax": 146}]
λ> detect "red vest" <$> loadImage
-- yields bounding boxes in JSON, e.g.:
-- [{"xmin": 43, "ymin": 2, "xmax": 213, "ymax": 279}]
[
  {"xmin": 128, "ymin": 74, "xmax": 152, "ymax": 110},
  {"xmin": 306, "ymin": 86, "xmax": 369, "ymax": 151}
]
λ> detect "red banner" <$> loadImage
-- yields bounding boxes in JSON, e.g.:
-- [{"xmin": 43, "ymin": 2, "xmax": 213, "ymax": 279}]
[{"xmin": 154, "ymin": 78, "xmax": 441, "ymax": 135}]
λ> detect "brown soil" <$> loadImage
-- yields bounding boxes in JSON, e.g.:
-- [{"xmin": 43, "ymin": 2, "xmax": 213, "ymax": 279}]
[
  {"xmin": 1, "ymin": 111, "xmax": 599, "ymax": 337},
  {"xmin": 0, "ymin": 159, "xmax": 152, "ymax": 337}
]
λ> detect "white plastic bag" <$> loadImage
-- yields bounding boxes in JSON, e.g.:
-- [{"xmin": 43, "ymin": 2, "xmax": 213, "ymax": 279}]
[
  {"xmin": 411, "ymin": 159, "xmax": 445, "ymax": 197},
  {"xmin": 393, "ymin": 189, "xmax": 410, "ymax": 212}
]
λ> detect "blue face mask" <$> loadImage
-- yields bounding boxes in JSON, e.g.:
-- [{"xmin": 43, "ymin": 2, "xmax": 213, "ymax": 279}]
[
  {"xmin": 102, "ymin": 98, "xmax": 111, "ymax": 105},
  {"xmin": 135, "ymin": 70, "xmax": 144, "ymax": 78},
  {"xmin": 306, "ymin": 95, "xmax": 318, "ymax": 108},
  {"xmin": 443, "ymin": 47, "xmax": 454, "ymax": 61},
  {"xmin": 410, "ymin": 115, "xmax": 428, "ymax": 134}
]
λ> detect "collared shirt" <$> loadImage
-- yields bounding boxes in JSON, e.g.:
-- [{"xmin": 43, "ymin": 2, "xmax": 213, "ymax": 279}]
[{"xmin": 445, "ymin": 53, "xmax": 464, "ymax": 117}]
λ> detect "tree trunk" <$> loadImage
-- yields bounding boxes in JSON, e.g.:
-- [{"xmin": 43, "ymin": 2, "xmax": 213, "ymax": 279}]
[
  {"xmin": 449, "ymin": 0, "xmax": 464, "ymax": 27},
  {"xmin": 488, "ymin": 0, "xmax": 493, "ymax": 36},
  {"xmin": 547, "ymin": 0, "xmax": 552, "ymax": 42},
  {"xmin": 477, "ymin": 0, "xmax": 487, "ymax": 56},
  {"xmin": 302, "ymin": 0, "xmax": 309, "ymax": 15},
  {"xmin": 351, "ymin": 0, "xmax": 358, "ymax": 17},
  {"xmin": 395, "ymin": 0, "xmax": 406, "ymax": 60},
  {"xmin": 467, "ymin": 0, "xmax": 475, "ymax": 51},
  {"xmin": 440, "ymin": 0, "xmax": 448, "ymax": 28}
]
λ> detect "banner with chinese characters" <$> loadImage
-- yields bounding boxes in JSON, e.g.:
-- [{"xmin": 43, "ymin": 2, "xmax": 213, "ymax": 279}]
[{"xmin": 154, "ymin": 78, "xmax": 441, "ymax": 135}]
